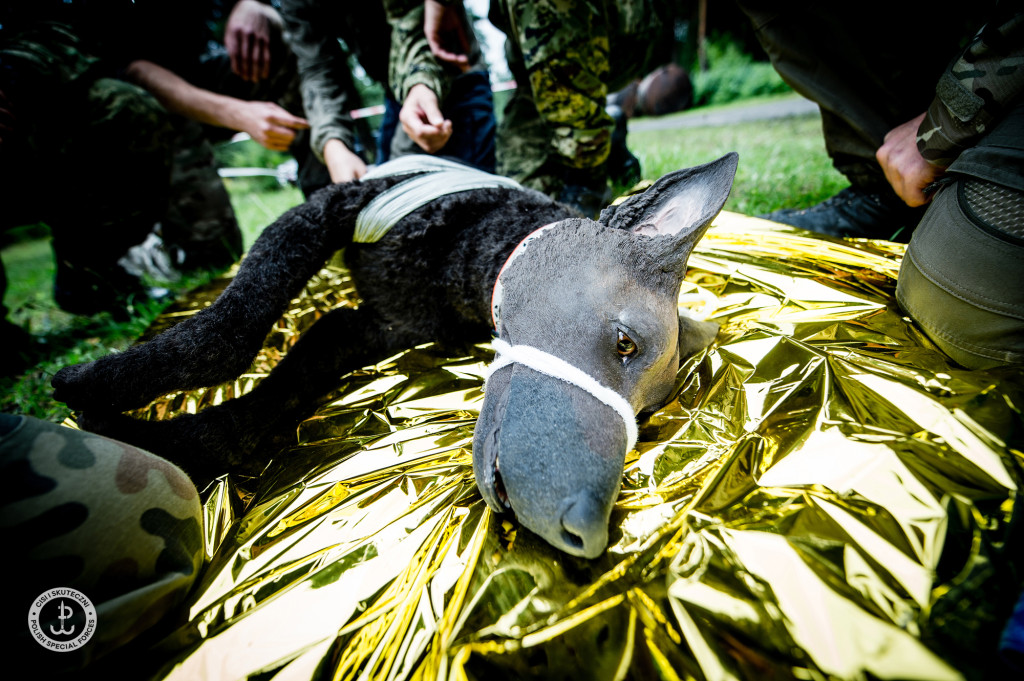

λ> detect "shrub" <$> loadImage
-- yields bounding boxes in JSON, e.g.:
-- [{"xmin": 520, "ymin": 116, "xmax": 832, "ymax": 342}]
[{"xmin": 690, "ymin": 35, "xmax": 791, "ymax": 107}]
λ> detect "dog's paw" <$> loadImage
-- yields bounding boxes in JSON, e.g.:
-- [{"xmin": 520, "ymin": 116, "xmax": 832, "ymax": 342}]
[
  {"xmin": 75, "ymin": 409, "xmax": 229, "ymax": 482},
  {"xmin": 52, "ymin": 361, "xmax": 121, "ymax": 412},
  {"xmin": 52, "ymin": 352, "xmax": 164, "ymax": 413}
]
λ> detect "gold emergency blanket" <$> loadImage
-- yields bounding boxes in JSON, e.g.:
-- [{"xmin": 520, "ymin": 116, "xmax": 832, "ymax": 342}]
[{"xmin": 139, "ymin": 213, "xmax": 1022, "ymax": 680}]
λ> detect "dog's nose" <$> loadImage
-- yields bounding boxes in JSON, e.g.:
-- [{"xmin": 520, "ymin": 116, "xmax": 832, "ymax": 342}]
[{"xmin": 559, "ymin": 495, "xmax": 610, "ymax": 559}]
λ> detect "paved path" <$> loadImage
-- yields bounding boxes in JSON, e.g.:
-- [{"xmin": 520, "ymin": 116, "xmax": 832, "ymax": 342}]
[{"xmin": 628, "ymin": 96, "xmax": 819, "ymax": 131}]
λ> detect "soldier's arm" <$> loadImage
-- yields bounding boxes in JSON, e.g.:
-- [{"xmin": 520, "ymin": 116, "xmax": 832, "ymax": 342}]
[
  {"xmin": 916, "ymin": 5, "xmax": 1024, "ymax": 168},
  {"xmin": 386, "ymin": 0, "xmax": 484, "ymax": 105},
  {"xmin": 878, "ymin": 6, "xmax": 1023, "ymax": 207},
  {"xmin": 123, "ymin": 59, "xmax": 308, "ymax": 152},
  {"xmin": 279, "ymin": 0, "xmax": 364, "ymax": 174},
  {"xmin": 387, "ymin": 0, "xmax": 449, "ymax": 106},
  {"xmin": 386, "ymin": 0, "xmax": 482, "ymax": 154}
]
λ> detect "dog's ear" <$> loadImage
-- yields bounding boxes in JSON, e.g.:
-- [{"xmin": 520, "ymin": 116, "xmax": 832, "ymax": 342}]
[
  {"xmin": 678, "ymin": 314, "xmax": 720, "ymax": 360},
  {"xmin": 599, "ymin": 152, "xmax": 738, "ymax": 272}
]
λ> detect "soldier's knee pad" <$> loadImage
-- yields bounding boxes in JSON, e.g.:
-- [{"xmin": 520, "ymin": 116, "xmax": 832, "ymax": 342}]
[{"xmin": 897, "ymin": 177, "xmax": 1024, "ymax": 369}]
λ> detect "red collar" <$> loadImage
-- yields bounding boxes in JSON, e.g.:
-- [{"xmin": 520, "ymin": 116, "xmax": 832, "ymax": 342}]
[{"xmin": 490, "ymin": 223, "xmax": 558, "ymax": 330}]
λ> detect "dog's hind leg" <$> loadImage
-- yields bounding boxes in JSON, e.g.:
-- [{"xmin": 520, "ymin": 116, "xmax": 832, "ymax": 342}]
[
  {"xmin": 53, "ymin": 188, "xmax": 362, "ymax": 413},
  {"xmin": 74, "ymin": 304, "xmax": 400, "ymax": 477}
]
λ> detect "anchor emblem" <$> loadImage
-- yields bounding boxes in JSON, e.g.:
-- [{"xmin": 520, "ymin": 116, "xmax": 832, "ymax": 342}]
[{"xmin": 50, "ymin": 600, "xmax": 76, "ymax": 636}]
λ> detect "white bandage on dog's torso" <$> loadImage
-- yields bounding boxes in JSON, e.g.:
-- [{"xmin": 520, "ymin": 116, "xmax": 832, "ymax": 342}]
[
  {"xmin": 486, "ymin": 225, "xmax": 639, "ymax": 454},
  {"xmin": 354, "ymin": 156, "xmax": 522, "ymax": 243}
]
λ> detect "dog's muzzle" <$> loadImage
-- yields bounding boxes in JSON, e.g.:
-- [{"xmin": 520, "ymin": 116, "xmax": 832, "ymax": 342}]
[{"xmin": 485, "ymin": 339, "xmax": 639, "ymax": 453}]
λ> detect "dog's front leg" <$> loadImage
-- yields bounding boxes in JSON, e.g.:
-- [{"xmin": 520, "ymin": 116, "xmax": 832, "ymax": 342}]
[
  {"xmin": 75, "ymin": 305, "xmax": 401, "ymax": 478},
  {"xmin": 53, "ymin": 201, "xmax": 348, "ymax": 413}
]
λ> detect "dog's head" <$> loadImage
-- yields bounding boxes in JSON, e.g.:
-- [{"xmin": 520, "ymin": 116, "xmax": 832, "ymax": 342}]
[{"xmin": 473, "ymin": 153, "xmax": 738, "ymax": 558}]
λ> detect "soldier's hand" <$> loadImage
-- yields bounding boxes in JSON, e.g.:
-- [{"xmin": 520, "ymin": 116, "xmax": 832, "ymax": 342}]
[
  {"xmin": 225, "ymin": 0, "xmax": 282, "ymax": 83},
  {"xmin": 877, "ymin": 113, "xmax": 945, "ymax": 208},
  {"xmin": 237, "ymin": 101, "xmax": 309, "ymax": 152},
  {"xmin": 323, "ymin": 139, "xmax": 368, "ymax": 183},
  {"xmin": 400, "ymin": 84, "xmax": 452, "ymax": 154},
  {"xmin": 424, "ymin": 0, "xmax": 471, "ymax": 71}
]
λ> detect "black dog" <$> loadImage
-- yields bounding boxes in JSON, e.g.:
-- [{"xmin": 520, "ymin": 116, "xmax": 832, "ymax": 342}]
[{"xmin": 53, "ymin": 153, "xmax": 737, "ymax": 557}]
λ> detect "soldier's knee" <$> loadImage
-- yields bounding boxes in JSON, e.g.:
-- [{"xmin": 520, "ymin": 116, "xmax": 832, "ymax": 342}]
[{"xmin": 897, "ymin": 177, "xmax": 1024, "ymax": 369}]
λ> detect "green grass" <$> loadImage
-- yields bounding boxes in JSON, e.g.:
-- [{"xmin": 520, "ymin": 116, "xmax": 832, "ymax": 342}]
[
  {"xmin": 1, "ymin": 95, "xmax": 843, "ymax": 424},
  {"xmin": 629, "ymin": 108, "xmax": 847, "ymax": 215},
  {"xmin": 223, "ymin": 178, "xmax": 306, "ymax": 249}
]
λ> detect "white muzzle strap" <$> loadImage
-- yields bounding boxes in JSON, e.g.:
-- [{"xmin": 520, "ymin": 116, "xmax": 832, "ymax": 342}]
[{"xmin": 485, "ymin": 338, "xmax": 639, "ymax": 454}]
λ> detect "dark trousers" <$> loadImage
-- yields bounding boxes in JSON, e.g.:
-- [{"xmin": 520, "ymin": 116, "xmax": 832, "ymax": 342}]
[{"xmin": 735, "ymin": 1, "xmax": 991, "ymax": 193}]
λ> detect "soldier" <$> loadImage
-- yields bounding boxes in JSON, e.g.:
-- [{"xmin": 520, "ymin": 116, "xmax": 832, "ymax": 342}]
[
  {"xmin": 278, "ymin": 0, "xmax": 496, "ymax": 184},
  {"xmin": 740, "ymin": 0, "xmax": 1023, "ymax": 369},
  {"xmin": 113, "ymin": 0, "xmax": 314, "ymax": 271},
  {"xmin": 1, "ymin": 1, "xmax": 303, "ymax": 330},
  {"xmin": 0, "ymin": 16, "xmax": 174, "ymax": 329},
  {"xmin": 485, "ymin": 0, "xmax": 678, "ymax": 217}
]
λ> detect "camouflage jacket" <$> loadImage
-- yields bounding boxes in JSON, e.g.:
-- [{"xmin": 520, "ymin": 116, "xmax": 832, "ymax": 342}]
[
  {"xmin": 491, "ymin": 0, "xmax": 676, "ymax": 173},
  {"xmin": 280, "ymin": 0, "xmax": 485, "ymax": 163},
  {"xmin": 918, "ymin": 2, "xmax": 1024, "ymax": 167},
  {"xmin": 279, "ymin": 0, "xmax": 391, "ymax": 163}
]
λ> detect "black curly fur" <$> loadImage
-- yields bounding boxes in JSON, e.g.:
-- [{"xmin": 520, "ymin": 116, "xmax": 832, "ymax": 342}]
[{"xmin": 52, "ymin": 172, "xmax": 575, "ymax": 477}]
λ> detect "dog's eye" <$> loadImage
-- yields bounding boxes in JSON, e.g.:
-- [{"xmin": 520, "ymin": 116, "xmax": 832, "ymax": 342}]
[{"xmin": 616, "ymin": 330, "xmax": 638, "ymax": 360}]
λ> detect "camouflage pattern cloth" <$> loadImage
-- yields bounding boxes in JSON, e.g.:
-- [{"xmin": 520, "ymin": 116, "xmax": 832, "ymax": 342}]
[
  {"xmin": 386, "ymin": 0, "xmax": 487, "ymax": 106},
  {"xmin": 489, "ymin": 0, "xmax": 676, "ymax": 203},
  {"xmin": 0, "ymin": 12, "xmax": 244, "ymax": 312},
  {"xmin": 0, "ymin": 21, "xmax": 173, "ymax": 269},
  {"xmin": 917, "ymin": 2, "xmax": 1024, "ymax": 171},
  {"xmin": 0, "ymin": 414, "xmax": 203, "ymax": 674}
]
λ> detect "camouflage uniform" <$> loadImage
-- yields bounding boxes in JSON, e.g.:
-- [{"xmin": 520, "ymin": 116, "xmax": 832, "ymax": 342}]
[
  {"xmin": 385, "ymin": 0, "xmax": 496, "ymax": 171},
  {"xmin": 488, "ymin": 0, "xmax": 676, "ymax": 214},
  {"xmin": 739, "ymin": 0, "xmax": 1024, "ymax": 368},
  {"xmin": 109, "ymin": 0, "xmax": 315, "ymax": 266},
  {"xmin": 0, "ymin": 2, "xmax": 254, "ymax": 320},
  {"xmin": 0, "ymin": 414, "xmax": 203, "ymax": 675},
  {"xmin": 734, "ymin": 1, "xmax": 1006, "ymax": 194},
  {"xmin": 0, "ymin": 18, "xmax": 175, "ymax": 316},
  {"xmin": 279, "ymin": 0, "xmax": 496, "ymax": 173}
]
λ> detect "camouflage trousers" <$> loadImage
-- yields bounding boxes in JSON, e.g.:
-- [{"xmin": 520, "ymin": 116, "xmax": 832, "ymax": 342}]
[
  {"xmin": 0, "ymin": 414, "xmax": 203, "ymax": 675},
  {"xmin": 0, "ymin": 23, "xmax": 175, "ymax": 272},
  {"xmin": 489, "ymin": 0, "xmax": 672, "ymax": 205}
]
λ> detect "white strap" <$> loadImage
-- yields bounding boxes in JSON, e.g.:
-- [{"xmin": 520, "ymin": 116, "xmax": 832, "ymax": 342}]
[
  {"xmin": 354, "ymin": 157, "xmax": 521, "ymax": 243},
  {"xmin": 485, "ymin": 338, "xmax": 639, "ymax": 453},
  {"xmin": 362, "ymin": 154, "xmax": 477, "ymax": 180}
]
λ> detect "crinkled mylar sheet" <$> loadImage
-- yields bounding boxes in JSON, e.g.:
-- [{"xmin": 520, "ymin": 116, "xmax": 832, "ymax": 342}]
[{"xmin": 138, "ymin": 213, "xmax": 1022, "ymax": 680}]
